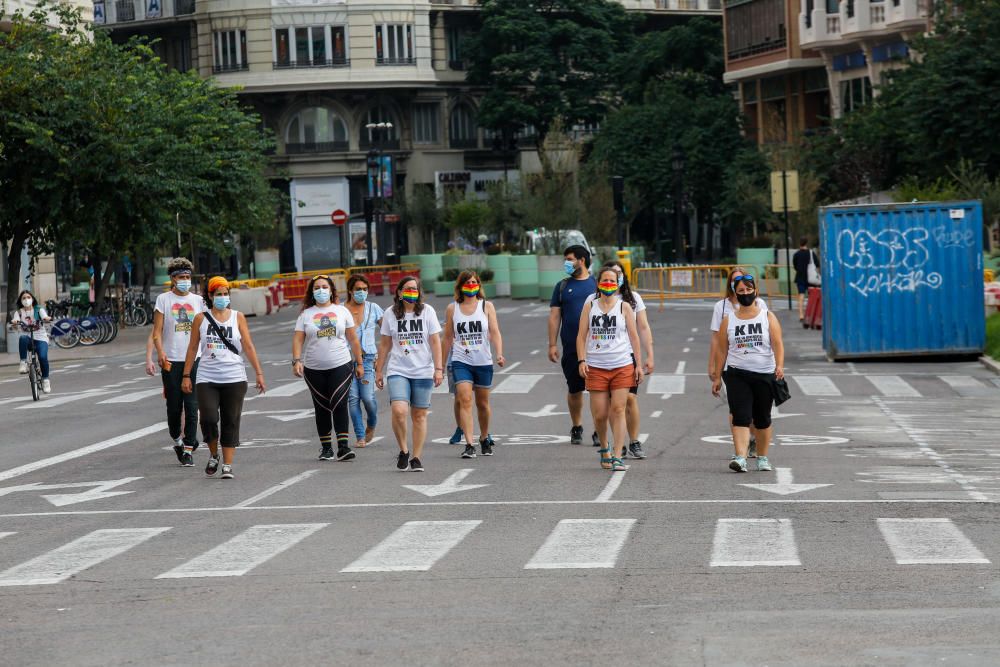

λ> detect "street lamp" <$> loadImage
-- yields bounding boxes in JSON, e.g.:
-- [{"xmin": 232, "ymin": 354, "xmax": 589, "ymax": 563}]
[
  {"xmin": 671, "ymin": 144, "xmax": 686, "ymax": 263},
  {"xmin": 365, "ymin": 121, "xmax": 393, "ymax": 266}
]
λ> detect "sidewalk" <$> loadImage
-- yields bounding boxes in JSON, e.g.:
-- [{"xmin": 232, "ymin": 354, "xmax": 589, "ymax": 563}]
[{"xmin": 1, "ymin": 324, "xmax": 150, "ymax": 367}]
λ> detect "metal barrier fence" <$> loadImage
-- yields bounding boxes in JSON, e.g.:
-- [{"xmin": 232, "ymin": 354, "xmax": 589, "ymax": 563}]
[
  {"xmin": 630, "ymin": 264, "xmax": 796, "ymax": 308},
  {"xmin": 271, "ymin": 269, "xmax": 349, "ymax": 301},
  {"xmin": 269, "ymin": 264, "xmax": 420, "ymax": 302}
]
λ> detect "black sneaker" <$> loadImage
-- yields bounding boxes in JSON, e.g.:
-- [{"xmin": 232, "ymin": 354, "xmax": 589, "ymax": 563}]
[
  {"xmin": 181, "ymin": 451, "xmax": 194, "ymax": 467},
  {"xmin": 220, "ymin": 464, "xmax": 234, "ymax": 479},
  {"xmin": 570, "ymin": 426, "xmax": 583, "ymax": 445},
  {"xmin": 397, "ymin": 451, "xmax": 410, "ymax": 470},
  {"xmin": 336, "ymin": 447, "xmax": 356, "ymax": 462},
  {"xmin": 748, "ymin": 436, "xmax": 758, "ymax": 459},
  {"xmin": 592, "ymin": 431, "xmax": 601, "ymax": 447},
  {"xmin": 480, "ymin": 436, "xmax": 495, "ymax": 456},
  {"xmin": 205, "ymin": 456, "xmax": 220, "ymax": 476},
  {"xmin": 628, "ymin": 441, "xmax": 646, "ymax": 459},
  {"xmin": 462, "ymin": 444, "xmax": 477, "ymax": 459},
  {"xmin": 173, "ymin": 440, "xmax": 184, "ymax": 464},
  {"xmin": 319, "ymin": 445, "xmax": 334, "ymax": 460},
  {"xmin": 409, "ymin": 457, "xmax": 424, "ymax": 472}
]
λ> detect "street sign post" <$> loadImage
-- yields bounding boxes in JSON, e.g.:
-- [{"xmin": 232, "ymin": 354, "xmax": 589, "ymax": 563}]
[{"xmin": 771, "ymin": 170, "xmax": 800, "ymax": 311}]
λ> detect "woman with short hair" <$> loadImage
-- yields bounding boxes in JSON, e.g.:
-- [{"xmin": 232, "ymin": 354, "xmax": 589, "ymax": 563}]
[{"xmin": 343, "ymin": 274, "xmax": 383, "ymax": 449}]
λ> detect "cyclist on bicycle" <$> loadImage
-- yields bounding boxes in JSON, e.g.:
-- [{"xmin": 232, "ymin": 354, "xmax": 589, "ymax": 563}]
[{"xmin": 11, "ymin": 290, "xmax": 52, "ymax": 393}]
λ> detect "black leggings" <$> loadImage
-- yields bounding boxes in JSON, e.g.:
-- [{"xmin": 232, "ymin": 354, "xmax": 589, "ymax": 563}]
[
  {"xmin": 196, "ymin": 381, "xmax": 248, "ymax": 447},
  {"xmin": 723, "ymin": 367, "xmax": 774, "ymax": 429},
  {"xmin": 303, "ymin": 363, "xmax": 354, "ymax": 450},
  {"xmin": 162, "ymin": 359, "xmax": 199, "ymax": 446}
]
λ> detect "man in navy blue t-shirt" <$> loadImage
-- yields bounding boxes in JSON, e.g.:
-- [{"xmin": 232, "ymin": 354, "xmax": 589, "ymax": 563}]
[{"xmin": 547, "ymin": 245, "xmax": 597, "ymax": 444}]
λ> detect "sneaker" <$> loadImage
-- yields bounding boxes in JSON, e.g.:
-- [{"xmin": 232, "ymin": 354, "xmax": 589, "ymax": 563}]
[
  {"xmin": 42, "ymin": 379, "xmax": 51, "ymax": 394},
  {"xmin": 448, "ymin": 427, "xmax": 464, "ymax": 445},
  {"xmin": 592, "ymin": 431, "xmax": 601, "ymax": 447},
  {"xmin": 756, "ymin": 456, "xmax": 773, "ymax": 472},
  {"xmin": 748, "ymin": 436, "xmax": 758, "ymax": 458},
  {"xmin": 570, "ymin": 426, "xmax": 583, "ymax": 445},
  {"xmin": 336, "ymin": 447, "xmax": 356, "ymax": 462},
  {"xmin": 181, "ymin": 451, "xmax": 194, "ymax": 467},
  {"xmin": 220, "ymin": 464, "xmax": 234, "ymax": 480},
  {"xmin": 409, "ymin": 457, "xmax": 424, "ymax": 472},
  {"xmin": 462, "ymin": 444, "xmax": 477, "ymax": 459},
  {"xmin": 480, "ymin": 435, "xmax": 495, "ymax": 456},
  {"xmin": 628, "ymin": 441, "xmax": 646, "ymax": 459},
  {"xmin": 397, "ymin": 451, "xmax": 410, "ymax": 471},
  {"xmin": 172, "ymin": 438, "xmax": 185, "ymax": 464},
  {"xmin": 205, "ymin": 456, "xmax": 220, "ymax": 476},
  {"xmin": 18, "ymin": 361, "xmax": 27, "ymax": 374},
  {"xmin": 729, "ymin": 456, "xmax": 748, "ymax": 473},
  {"xmin": 319, "ymin": 445, "xmax": 334, "ymax": 461}
]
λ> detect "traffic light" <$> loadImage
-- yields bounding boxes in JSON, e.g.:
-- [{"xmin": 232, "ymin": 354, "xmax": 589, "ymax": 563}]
[{"xmin": 363, "ymin": 197, "xmax": 374, "ymax": 223}]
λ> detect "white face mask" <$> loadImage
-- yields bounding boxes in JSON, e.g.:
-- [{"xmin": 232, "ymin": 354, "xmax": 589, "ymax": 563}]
[{"xmin": 22, "ymin": 297, "xmax": 33, "ymax": 308}]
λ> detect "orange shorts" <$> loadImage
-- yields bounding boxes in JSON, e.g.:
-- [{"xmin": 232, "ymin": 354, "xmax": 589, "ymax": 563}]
[{"xmin": 585, "ymin": 364, "xmax": 635, "ymax": 392}]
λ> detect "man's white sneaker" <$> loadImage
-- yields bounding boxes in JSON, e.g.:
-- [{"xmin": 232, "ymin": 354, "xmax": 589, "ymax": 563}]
[
  {"xmin": 18, "ymin": 362, "xmax": 27, "ymax": 374},
  {"xmin": 42, "ymin": 379, "xmax": 51, "ymax": 394}
]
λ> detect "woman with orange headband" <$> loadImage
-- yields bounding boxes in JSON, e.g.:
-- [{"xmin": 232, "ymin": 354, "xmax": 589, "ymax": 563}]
[{"xmin": 181, "ymin": 276, "xmax": 266, "ymax": 480}]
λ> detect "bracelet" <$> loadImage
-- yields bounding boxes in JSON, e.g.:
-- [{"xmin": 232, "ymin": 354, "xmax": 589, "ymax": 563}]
[
  {"xmin": 435, "ymin": 367, "xmax": 444, "ymax": 371},
  {"xmin": 292, "ymin": 358, "xmax": 302, "ymax": 364},
  {"xmin": 182, "ymin": 374, "xmax": 190, "ymax": 378}
]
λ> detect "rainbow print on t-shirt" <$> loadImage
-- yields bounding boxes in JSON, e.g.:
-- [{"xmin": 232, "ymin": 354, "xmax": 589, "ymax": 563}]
[
  {"xmin": 172, "ymin": 303, "xmax": 195, "ymax": 332},
  {"xmin": 313, "ymin": 312, "xmax": 338, "ymax": 339}
]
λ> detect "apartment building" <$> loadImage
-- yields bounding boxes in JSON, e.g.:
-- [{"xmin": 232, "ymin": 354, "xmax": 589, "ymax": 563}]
[
  {"xmin": 1, "ymin": 0, "xmax": 93, "ymax": 30},
  {"xmin": 99, "ymin": 0, "xmax": 721, "ymax": 270}
]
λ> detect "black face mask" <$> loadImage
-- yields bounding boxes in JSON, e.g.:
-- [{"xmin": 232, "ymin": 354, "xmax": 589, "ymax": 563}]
[{"xmin": 736, "ymin": 293, "xmax": 756, "ymax": 307}]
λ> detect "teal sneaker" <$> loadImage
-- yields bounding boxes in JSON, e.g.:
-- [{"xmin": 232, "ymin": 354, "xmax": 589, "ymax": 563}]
[
  {"xmin": 756, "ymin": 456, "xmax": 772, "ymax": 472},
  {"xmin": 448, "ymin": 427, "xmax": 464, "ymax": 445},
  {"xmin": 729, "ymin": 456, "xmax": 748, "ymax": 473}
]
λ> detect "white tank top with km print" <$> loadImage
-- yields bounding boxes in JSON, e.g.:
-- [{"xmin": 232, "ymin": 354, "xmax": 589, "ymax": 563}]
[
  {"xmin": 725, "ymin": 308, "xmax": 775, "ymax": 374},
  {"xmin": 452, "ymin": 299, "xmax": 492, "ymax": 366},
  {"xmin": 196, "ymin": 310, "xmax": 248, "ymax": 384},
  {"xmin": 585, "ymin": 298, "xmax": 633, "ymax": 370}
]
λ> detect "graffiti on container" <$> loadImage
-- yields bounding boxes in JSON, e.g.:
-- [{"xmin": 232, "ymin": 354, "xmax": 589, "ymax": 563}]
[
  {"xmin": 933, "ymin": 225, "xmax": 976, "ymax": 248},
  {"xmin": 837, "ymin": 228, "xmax": 944, "ymax": 296}
]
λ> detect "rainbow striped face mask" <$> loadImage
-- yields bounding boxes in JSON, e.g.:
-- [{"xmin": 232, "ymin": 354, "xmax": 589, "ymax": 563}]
[
  {"xmin": 461, "ymin": 282, "xmax": 480, "ymax": 297},
  {"xmin": 400, "ymin": 289, "xmax": 420, "ymax": 303},
  {"xmin": 597, "ymin": 281, "xmax": 618, "ymax": 296}
]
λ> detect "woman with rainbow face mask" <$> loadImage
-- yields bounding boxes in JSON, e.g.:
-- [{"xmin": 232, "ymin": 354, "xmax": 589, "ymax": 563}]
[
  {"xmin": 442, "ymin": 270, "xmax": 505, "ymax": 459},
  {"xmin": 375, "ymin": 277, "xmax": 443, "ymax": 473},
  {"xmin": 576, "ymin": 267, "xmax": 643, "ymax": 472}
]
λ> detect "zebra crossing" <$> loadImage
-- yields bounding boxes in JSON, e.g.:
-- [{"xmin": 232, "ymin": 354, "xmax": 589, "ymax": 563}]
[{"xmin": 0, "ymin": 516, "xmax": 991, "ymax": 587}]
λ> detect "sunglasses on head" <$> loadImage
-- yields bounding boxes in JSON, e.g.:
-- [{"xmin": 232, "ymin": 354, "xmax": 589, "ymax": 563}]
[{"xmin": 732, "ymin": 275, "xmax": 755, "ymax": 283}]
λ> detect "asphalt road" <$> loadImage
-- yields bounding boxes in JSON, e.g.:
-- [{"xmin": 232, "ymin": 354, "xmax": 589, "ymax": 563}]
[{"xmin": 1, "ymin": 294, "xmax": 999, "ymax": 666}]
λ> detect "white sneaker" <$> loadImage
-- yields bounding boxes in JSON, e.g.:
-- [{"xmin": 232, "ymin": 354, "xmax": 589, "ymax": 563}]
[
  {"xmin": 18, "ymin": 362, "xmax": 27, "ymax": 374},
  {"xmin": 42, "ymin": 379, "xmax": 51, "ymax": 394}
]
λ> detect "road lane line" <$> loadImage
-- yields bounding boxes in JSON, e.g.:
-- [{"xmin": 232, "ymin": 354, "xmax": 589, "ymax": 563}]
[
  {"xmin": 683, "ymin": 347, "xmax": 690, "ymax": 353},
  {"xmin": 232, "ymin": 470, "xmax": 319, "ymax": 509},
  {"xmin": 157, "ymin": 524, "xmax": 327, "ymax": 579},
  {"xmin": 341, "ymin": 520, "xmax": 481, "ymax": 572},
  {"xmin": 0, "ymin": 423, "xmax": 166, "ymax": 483},
  {"xmin": 98, "ymin": 388, "xmax": 165, "ymax": 404},
  {"xmin": 710, "ymin": 518, "xmax": 800, "ymax": 567},
  {"xmin": 877, "ymin": 518, "xmax": 990, "ymax": 565},
  {"xmin": 646, "ymin": 375, "xmax": 685, "ymax": 395},
  {"xmin": 650, "ymin": 410, "xmax": 662, "ymax": 418},
  {"xmin": 0, "ymin": 396, "xmax": 33, "ymax": 406},
  {"xmin": 940, "ymin": 375, "xmax": 994, "ymax": 396},
  {"xmin": 0, "ymin": 528, "xmax": 169, "ymax": 586},
  {"xmin": 15, "ymin": 390, "xmax": 110, "ymax": 410},
  {"xmin": 530, "ymin": 349, "xmax": 540, "ymax": 355},
  {"xmin": 493, "ymin": 374, "xmax": 543, "ymax": 394},
  {"xmin": 260, "ymin": 381, "xmax": 310, "ymax": 398},
  {"xmin": 792, "ymin": 376, "xmax": 841, "ymax": 396},
  {"xmin": 675, "ymin": 361, "xmax": 686, "ymax": 375},
  {"xmin": 525, "ymin": 519, "xmax": 635, "ymax": 569},
  {"xmin": 867, "ymin": 375, "xmax": 921, "ymax": 397},
  {"xmin": 595, "ymin": 472, "xmax": 627, "ymax": 502},
  {"xmin": 497, "ymin": 361, "xmax": 522, "ymax": 374},
  {"xmin": 0, "ymin": 532, "xmax": 15, "ymax": 541}
]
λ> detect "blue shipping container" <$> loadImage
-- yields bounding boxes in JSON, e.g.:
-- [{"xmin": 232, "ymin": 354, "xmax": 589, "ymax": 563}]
[{"xmin": 821, "ymin": 201, "xmax": 984, "ymax": 359}]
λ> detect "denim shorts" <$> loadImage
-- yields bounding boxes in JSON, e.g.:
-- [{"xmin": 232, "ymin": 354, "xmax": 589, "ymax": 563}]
[
  {"xmin": 451, "ymin": 361, "xmax": 494, "ymax": 389},
  {"xmin": 387, "ymin": 375, "xmax": 434, "ymax": 409}
]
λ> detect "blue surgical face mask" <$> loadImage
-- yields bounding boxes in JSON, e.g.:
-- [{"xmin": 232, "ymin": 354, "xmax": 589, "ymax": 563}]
[
  {"xmin": 175, "ymin": 279, "xmax": 191, "ymax": 293},
  {"xmin": 313, "ymin": 288, "xmax": 331, "ymax": 304},
  {"xmin": 213, "ymin": 295, "xmax": 230, "ymax": 310},
  {"xmin": 563, "ymin": 260, "xmax": 576, "ymax": 276},
  {"xmin": 353, "ymin": 290, "xmax": 368, "ymax": 304},
  {"xmin": 617, "ymin": 274, "xmax": 624, "ymax": 288}
]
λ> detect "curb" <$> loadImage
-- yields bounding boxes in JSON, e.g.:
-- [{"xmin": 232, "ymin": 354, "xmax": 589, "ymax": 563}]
[{"xmin": 979, "ymin": 355, "xmax": 1000, "ymax": 375}]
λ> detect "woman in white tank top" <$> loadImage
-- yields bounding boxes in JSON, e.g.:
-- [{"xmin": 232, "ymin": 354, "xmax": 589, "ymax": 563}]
[
  {"xmin": 710, "ymin": 275, "xmax": 785, "ymax": 474},
  {"xmin": 576, "ymin": 267, "xmax": 643, "ymax": 472},
  {"xmin": 442, "ymin": 270, "xmax": 505, "ymax": 459}
]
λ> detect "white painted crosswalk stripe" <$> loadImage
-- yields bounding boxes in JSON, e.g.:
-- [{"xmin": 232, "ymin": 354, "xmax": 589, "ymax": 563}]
[
  {"xmin": 157, "ymin": 524, "xmax": 327, "ymax": 579},
  {"xmin": 493, "ymin": 374, "xmax": 543, "ymax": 394},
  {"xmin": 341, "ymin": 520, "xmax": 481, "ymax": 572},
  {"xmin": 98, "ymin": 388, "xmax": 165, "ymax": 404},
  {"xmin": 876, "ymin": 518, "xmax": 989, "ymax": 565},
  {"xmin": 0, "ymin": 532, "xmax": 15, "ymax": 541},
  {"xmin": 792, "ymin": 375, "xmax": 841, "ymax": 396},
  {"xmin": 0, "ymin": 528, "xmax": 169, "ymax": 586},
  {"xmin": 939, "ymin": 375, "xmax": 995, "ymax": 397},
  {"xmin": 16, "ymin": 390, "xmax": 110, "ymax": 409},
  {"xmin": 867, "ymin": 375, "xmax": 921, "ymax": 397},
  {"xmin": 263, "ymin": 381, "xmax": 311, "ymax": 398},
  {"xmin": 525, "ymin": 519, "xmax": 635, "ymax": 569},
  {"xmin": 646, "ymin": 375, "xmax": 685, "ymax": 395},
  {"xmin": 710, "ymin": 518, "xmax": 800, "ymax": 567}
]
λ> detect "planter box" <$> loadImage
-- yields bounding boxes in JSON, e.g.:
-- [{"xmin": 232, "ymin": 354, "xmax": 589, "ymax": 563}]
[
  {"xmin": 736, "ymin": 247, "xmax": 775, "ymax": 281},
  {"xmin": 441, "ymin": 254, "xmax": 460, "ymax": 271},
  {"xmin": 510, "ymin": 255, "xmax": 539, "ymax": 299},
  {"xmin": 254, "ymin": 249, "xmax": 280, "ymax": 280},
  {"xmin": 537, "ymin": 255, "xmax": 565, "ymax": 301},
  {"xmin": 458, "ymin": 255, "xmax": 486, "ymax": 271},
  {"xmin": 482, "ymin": 283, "xmax": 497, "ymax": 299},
  {"xmin": 434, "ymin": 280, "xmax": 454, "ymax": 297}
]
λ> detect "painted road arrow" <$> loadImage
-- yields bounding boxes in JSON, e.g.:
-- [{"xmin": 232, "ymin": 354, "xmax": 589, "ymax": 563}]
[
  {"xmin": 770, "ymin": 406, "xmax": 805, "ymax": 419},
  {"xmin": 513, "ymin": 404, "xmax": 568, "ymax": 418},
  {"xmin": 739, "ymin": 468, "xmax": 831, "ymax": 496},
  {"xmin": 403, "ymin": 469, "xmax": 489, "ymax": 497},
  {"xmin": 0, "ymin": 477, "xmax": 142, "ymax": 506}
]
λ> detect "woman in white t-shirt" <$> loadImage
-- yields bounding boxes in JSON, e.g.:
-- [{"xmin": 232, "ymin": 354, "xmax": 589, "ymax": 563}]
[
  {"xmin": 576, "ymin": 267, "xmax": 643, "ymax": 472},
  {"xmin": 181, "ymin": 276, "xmax": 266, "ymax": 480},
  {"xmin": 293, "ymin": 275, "xmax": 364, "ymax": 462},
  {"xmin": 375, "ymin": 277, "xmax": 443, "ymax": 473},
  {"xmin": 10, "ymin": 290, "xmax": 52, "ymax": 393}
]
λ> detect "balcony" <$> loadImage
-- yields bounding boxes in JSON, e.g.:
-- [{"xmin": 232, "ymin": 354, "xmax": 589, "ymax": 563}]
[
  {"xmin": 175, "ymin": 0, "xmax": 194, "ymax": 15},
  {"xmin": 376, "ymin": 57, "xmax": 416, "ymax": 66},
  {"xmin": 212, "ymin": 63, "xmax": 249, "ymax": 74},
  {"xmin": 801, "ymin": 0, "xmax": 928, "ymax": 48},
  {"xmin": 273, "ymin": 58, "xmax": 350, "ymax": 70},
  {"xmin": 449, "ymin": 138, "xmax": 479, "ymax": 150},
  {"xmin": 285, "ymin": 141, "xmax": 349, "ymax": 155},
  {"xmin": 103, "ymin": 0, "xmax": 199, "ymax": 24},
  {"xmin": 653, "ymin": 0, "xmax": 721, "ymax": 9},
  {"xmin": 359, "ymin": 138, "xmax": 401, "ymax": 151},
  {"xmin": 115, "ymin": 0, "xmax": 134, "ymax": 21}
]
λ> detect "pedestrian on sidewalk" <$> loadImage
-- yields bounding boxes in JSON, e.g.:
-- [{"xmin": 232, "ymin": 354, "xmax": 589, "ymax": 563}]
[
  {"xmin": 375, "ymin": 277, "xmax": 443, "ymax": 472},
  {"xmin": 442, "ymin": 270, "xmax": 505, "ymax": 459},
  {"xmin": 577, "ymin": 267, "xmax": 643, "ymax": 472},
  {"xmin": 10, "ymin": 290, "xmax": 52, "ymax": 394},
  {"xmin": 792, "ymin": 237, "xmax": 819, "ymax": 325},
  {"xmin": 150, "ymin": 258, "xmax": 205, "ymax": 466},
  {"xmin": 293, "ymin": 275, "xmax": 364, "ymax": 462},
  {"xmin": 181, "ymin": 276, "xmax": 266, "ymax": 480},
  {"xmin": 547, "ymin": 244, "xmax": 597, "ymax": 445},
  {"xmin": 343, "ymin": 274, "xmax": 383, "ymax": 449},
  {"xmin": 711, "ymin": 274, "xmax": 784, "ymax": 473}
]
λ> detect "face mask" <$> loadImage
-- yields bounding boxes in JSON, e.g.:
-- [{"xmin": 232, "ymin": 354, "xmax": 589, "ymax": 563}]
[
  {"xmin": 400, "ymin": 289, "xmax": 419, "ymax": 304},
  {"xmin": 563, "ymin": 260, "xmax": 577, "ymax": 276},
  {"xmin": 313, "ymin": 288, "xmax": 331, "ymax": 304},
  {"xmin": 21, "ymin": 297, "xmax": 33, "ymax": 308},
  {"xmin": 616, "ymin": 274, "xmax": 624, "ymax": 288},
  {"xmin": 736, "ymin": 293, "xmax": 756, "ymax": 307},
  {"xmin": 597, "ymin": 281, "xmax": 618, "ymax": 296},
  {"xmin": 353, "ymin": 290, "xmax": 368, "ymax": 304},
  {"xmin": 175, "ymin": 279, "xmax": 191, "ymax": 293},
  {"xmin": 213, "ymin": 295, "xmax": 230, "ymax": 310},
  {"xmin": 461, "ymin": 283, "xmax": 480, "ymax": 297}
]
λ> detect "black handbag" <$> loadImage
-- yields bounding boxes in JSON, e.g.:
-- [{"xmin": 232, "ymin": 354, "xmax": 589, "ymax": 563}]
[{"xmin": 773, "ymin": 377, "xmax": 792, "ymax": 406}]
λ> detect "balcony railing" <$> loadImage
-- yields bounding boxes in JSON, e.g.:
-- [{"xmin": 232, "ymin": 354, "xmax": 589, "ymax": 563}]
[
  {"xmin": 655, "ymin": 0, "xmax": 720, "ymax": 8},
  {"xmin": 175, "ymin": 0, "xmax": 195, "ymax": 15},
  {"xmin": 115, "ymin": 0, "xmax": 134, "ymax": 21},
  {"xmin": 212, "ymin": 63, "xmax": 249, "ymax": 74},
  {"xmin": 376, "ymin": 57, "xmax": 416, "ymax": 66},
  {"xmin": 449, "ymin": 138, "xmax": 479, "ymax": 149},
  {"xmin": 727, "ymin": 37, "xmax": 787, "ymax": 60},
  {"xmin": 273, "ymin": 58, "xmax": 350, "ymax": 69},
  {"xmin": 359, "ymin": 138, "xmax": 401, "ymax": 150},
  {"xmin": 285, "ymin": 141, "xmax": 350, "ymax": 155}
]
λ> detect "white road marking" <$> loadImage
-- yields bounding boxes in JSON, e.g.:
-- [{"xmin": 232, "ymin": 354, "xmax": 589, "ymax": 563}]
[
  {"xmin": 710, "ymin": 518, "xmax": 800, "ymax": 567},
  {"xmin": 232, "ymin": 470, "xmax": 320, "ymax": 508},
  {"xmin": 650, "ymin": 410, "xmax": 662, "ymax": 418},
  {"xmin": 403, "ymin": 469, "xmax": 489, "ymax": 497},
  {"xmin": 682, "ymin": 347, "xmax": 690, "ymax": 353},
  {"xmin": 940, "ymin": 375, "xmax": 994, "ymax": 396},
  {"xmin": 847, "ymin": 362, "xmax": 860, "ymax": 375},
  {"xmin": 0, "ymin": 528, "xmax": 169, "ymax": 586},
  {"xmin": 0, "ymin": 532, "xmax": 15, "ymax": 541},
  {"xmin": 97, "ymin": 388, "xmax": 164, "ymax": 404},
  {"xmin": 877, "ymin": 518, "xmax": 989, "ymax": 565},
  {"xmin": 0, "ymin": 424, "xmax": 166, "ymax": 483},
  {"xmin": 739, "ymin": 467, "xmax": 832, "ymax": 496},
  {"xmin": 792, "ymin": 376, "xmax": 841, "ymax": 396},
  {"xmin": 691, "ymin": 328, "xmax": 699, "ymax": 333},
  {"xmin": 595, "ymin": 472, "xmax": 627, "ymax": 502},
  {"xmin": 16, "ymin": 390, "xmax": 110, "ymax": 409},
  {"xmin": 866, "ymin": 375, "xmax": 921, "ymax": 397},
  {"xmin": 525, "ymin": 519, "xmax": 636, "ymax": 569},
  {"xmin": 493, "ymin": 374, "xmax": 543, "ymax": 394},
  {"xmin": 530, "ymin": 349, "xmax": 540, "ymax": 355},
  {"xmin": 686, "ymin": 337, "xmax": 694, "ymax": 342},
  {"xmin": 341, "ymin": 520, "xmax": 481, "ymax": 572},
  {"xmin": 157, "ymin": 524, "xmax": 327, "ymax": 579},
  {"xmin": 674, "ymin": 361, "xmax": 686, "ymax": 375},
  {"xmin": 261, "ymin": 381, "xmax": 311, "ymax": 398},
  {"xmin": 0, "ymin": 396, "xmax": 33, "ymax": 406},
  {"xmin": 646, "ymin": 375, "xmax": 685, "ymax": 396},
  {"xmin": 497, "ymin": 361, "xmax": 522, "ymax": 374},
  {"xmin": 433, "ymin": 381, "xmax": 450, "ymax": 394},
  {"xmin": 495, "ymin": 307, "xmax": 517, "ymax": 315}
]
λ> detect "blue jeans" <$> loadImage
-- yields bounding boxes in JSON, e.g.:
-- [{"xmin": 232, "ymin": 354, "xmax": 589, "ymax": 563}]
[
  {"xmin": 19, "ymin": 336, "xmax": 49, "ymax": 379},
  {"xmin": 348, "ymin": 354, "xmax": 378, "ymax": 440}
]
